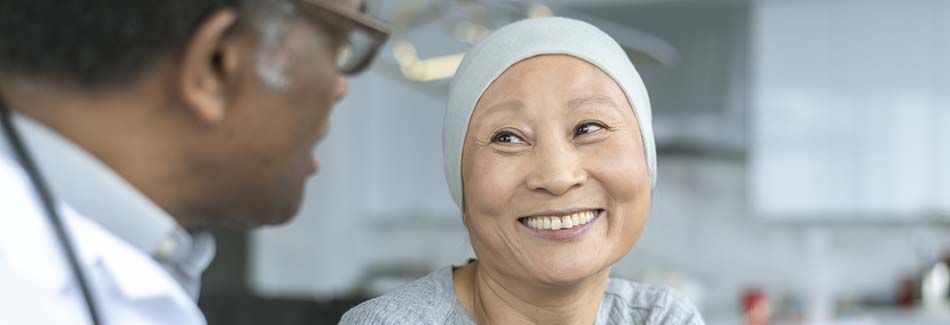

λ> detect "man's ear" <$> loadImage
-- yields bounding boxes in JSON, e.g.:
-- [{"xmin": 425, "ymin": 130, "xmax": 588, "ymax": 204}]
[{"xmin": 178, "ymin": 9, "xmax": 242, "ymax": 125}]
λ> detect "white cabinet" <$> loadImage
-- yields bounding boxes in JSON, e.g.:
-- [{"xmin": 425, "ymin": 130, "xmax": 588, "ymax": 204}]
[{"xmin": 751, "ymin": 0, "xmax": 950, "ymax": 221}]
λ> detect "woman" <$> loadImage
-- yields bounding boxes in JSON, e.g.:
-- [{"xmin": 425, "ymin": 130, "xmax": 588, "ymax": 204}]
[{"xmin": 341, "ymin": 17, "xmax": 703, "ymax": 325}]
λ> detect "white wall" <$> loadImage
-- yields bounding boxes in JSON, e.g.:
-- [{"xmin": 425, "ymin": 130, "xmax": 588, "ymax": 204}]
[{"xmin": 751, "ymin": 0, "xmax": 950, "ymax": 221}]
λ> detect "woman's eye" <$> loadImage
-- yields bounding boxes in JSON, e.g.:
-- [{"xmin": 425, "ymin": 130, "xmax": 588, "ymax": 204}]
[
  {"xmin": 492, "ymin": 131, "xmax": 525, "ymax": 144},
  {"xmin": 575, "ymin": 122, "xmax": 605, "ymax": 136}
]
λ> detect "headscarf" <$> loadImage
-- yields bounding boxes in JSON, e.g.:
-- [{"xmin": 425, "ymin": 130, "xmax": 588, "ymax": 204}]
[{"xmin": 443, "ymin": 17, "xmax": 656, "ymax": 208}]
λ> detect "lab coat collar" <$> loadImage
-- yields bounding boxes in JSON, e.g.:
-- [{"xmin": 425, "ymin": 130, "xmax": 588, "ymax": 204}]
[
  {"xmin": 3, "ymin": 113, "xmax": 180, "ymax": 257},
  {"xmin": 0, "ymin": 112, "xmax": 214, "ymax": 299},
  {"xmin": 0, "ymin": 158, "xmax": 196, "ymax": 302},
  {"xmin": 65, "ymin": 209, "xmax": 196, "ymax": 301}
]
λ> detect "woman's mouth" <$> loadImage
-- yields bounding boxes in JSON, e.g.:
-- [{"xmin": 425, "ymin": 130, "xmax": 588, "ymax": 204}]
[
  {"xmin": 519, "ymin": 209, "xmax": 600, "ymax": 230},
  {"xmin": 517, "ymin": 209, "xmax": 604, "ymax": 240}
]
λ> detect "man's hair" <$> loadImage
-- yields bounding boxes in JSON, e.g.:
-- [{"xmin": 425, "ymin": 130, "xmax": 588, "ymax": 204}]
[{"xmin": 0, "ymin": 0, "xmax": 290, "ymax": 88}]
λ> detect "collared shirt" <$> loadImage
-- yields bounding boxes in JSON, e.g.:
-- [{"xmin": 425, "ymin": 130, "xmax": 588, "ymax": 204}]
[
  {"xmin": 0, "ymin": 159, "xmax": 205, "ymax": 324},
  {"xmin": 0, "ymin": 112, "xmax": 215, "ymax": 298}
]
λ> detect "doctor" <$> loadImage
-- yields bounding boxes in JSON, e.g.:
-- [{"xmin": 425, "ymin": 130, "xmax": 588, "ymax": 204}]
[{"xmin": 0, "ymin": 0, "xmax": 387, "ymax": 324}]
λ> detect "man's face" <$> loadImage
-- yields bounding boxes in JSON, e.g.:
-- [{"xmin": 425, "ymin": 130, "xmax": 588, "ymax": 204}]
[{"xmin": 192, "ymin": 1, "xmax": 361, "ymax": 228}]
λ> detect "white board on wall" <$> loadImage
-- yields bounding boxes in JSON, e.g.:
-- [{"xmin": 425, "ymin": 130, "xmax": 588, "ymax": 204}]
[{"xmin": 750, "ymin": 0, "xmax": 950, "ymax": 222}]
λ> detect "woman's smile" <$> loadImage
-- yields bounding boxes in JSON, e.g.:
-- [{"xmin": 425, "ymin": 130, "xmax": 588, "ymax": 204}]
[{"xmin": 518, "ymin": 208, "xmax": 605, "ymax": 240}]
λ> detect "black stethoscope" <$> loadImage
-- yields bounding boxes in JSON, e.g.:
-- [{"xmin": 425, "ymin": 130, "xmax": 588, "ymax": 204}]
[{"xmin": 0, "ymin": 96, "xmax": 103, "ymax": 324}]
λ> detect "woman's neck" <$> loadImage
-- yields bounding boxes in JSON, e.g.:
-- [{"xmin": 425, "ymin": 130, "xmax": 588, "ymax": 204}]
[{"xmin": 454, "ymin": 261, "xmax": 611, "ymax": 325}]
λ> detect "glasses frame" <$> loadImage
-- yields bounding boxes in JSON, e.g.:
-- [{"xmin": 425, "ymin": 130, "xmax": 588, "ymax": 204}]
[{"xmin": 297, "ymin": 0, "xmax": 391, "ymax": 75}]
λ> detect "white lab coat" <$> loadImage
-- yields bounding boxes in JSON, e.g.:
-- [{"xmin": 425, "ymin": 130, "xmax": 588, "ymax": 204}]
[{"xmin": 0, "ymin": 154, "xmax": 206, "ymax": 324}]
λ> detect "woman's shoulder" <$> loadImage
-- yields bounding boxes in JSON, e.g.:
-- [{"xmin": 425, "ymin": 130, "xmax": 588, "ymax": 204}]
[
  {"xmin": 339, "ymin": 266, "xmax": 471, "ymax": 325},
  {"xmin": 600, "ymin": 278, "xmax": 705, "ymax": 325}
]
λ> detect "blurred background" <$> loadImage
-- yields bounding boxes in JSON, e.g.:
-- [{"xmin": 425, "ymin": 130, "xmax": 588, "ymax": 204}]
[{"xmin": 197, "ymin": 0, "xmax": 950, "ymax": 324}]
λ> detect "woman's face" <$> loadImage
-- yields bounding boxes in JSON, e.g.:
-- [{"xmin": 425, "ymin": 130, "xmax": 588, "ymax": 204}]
[{"xmin": 461, "ymin": 54, "xmax": 651, "ymax": 286}]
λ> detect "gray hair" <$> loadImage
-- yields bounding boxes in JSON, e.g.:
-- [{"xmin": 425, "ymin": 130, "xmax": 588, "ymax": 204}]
[{"xmin": 241, "ymin": 0, "xmax": 297, "ymax": 89}]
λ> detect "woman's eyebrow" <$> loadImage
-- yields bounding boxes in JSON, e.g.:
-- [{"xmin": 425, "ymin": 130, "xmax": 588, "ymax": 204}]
[
  {"xmin": 483, "ymin": 99, "xmax": 525, "ymax": 113},
  {"xmin": 566, "ymin": 95, "xmax": 619, "ymax": 111},
  {"xmin": 471, "ymin": 99, "xmax": 525, "ymax": 130}
]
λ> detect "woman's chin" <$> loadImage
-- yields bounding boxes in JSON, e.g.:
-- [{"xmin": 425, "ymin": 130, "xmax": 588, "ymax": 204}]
[{"xmin": 528, "ymin": 257, "xmax": 610, "ymax": 287}]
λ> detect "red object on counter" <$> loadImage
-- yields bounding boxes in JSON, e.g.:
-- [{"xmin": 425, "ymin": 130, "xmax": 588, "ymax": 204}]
[
  {"xmin": 897, "ymin": 275, "xmax": 917, "ymax": 307},
  {"xmin": 742, "ymin": 288, "xmax": 771, "ymax": 325}
]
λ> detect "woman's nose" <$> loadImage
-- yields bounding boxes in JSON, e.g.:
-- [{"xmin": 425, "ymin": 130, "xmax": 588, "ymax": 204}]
[{"xmin": 525, "ymin": 142, "xmax": 587, "ymax": 196}]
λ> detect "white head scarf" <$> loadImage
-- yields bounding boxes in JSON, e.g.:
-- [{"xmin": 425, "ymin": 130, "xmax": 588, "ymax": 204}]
[{"xmin": 443, "ymin": 17, "xmax": 656, "ymax": 209}]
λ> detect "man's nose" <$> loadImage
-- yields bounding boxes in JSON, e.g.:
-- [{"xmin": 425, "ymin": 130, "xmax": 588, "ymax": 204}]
[{"xmin": 333, "ymin": 75, "xmax": 349, "ymax": 102}]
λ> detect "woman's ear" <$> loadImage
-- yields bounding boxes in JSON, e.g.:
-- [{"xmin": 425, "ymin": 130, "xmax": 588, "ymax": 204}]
[{"xmin": 177, "ymin": 9, "xmax": 243, "ymax": 125}]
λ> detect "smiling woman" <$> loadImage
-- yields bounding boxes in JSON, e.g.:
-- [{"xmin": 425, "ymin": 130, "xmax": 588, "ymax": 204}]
[{"xmin": 341, "ymin": 17, "xmax": 704, "ymax": 325}]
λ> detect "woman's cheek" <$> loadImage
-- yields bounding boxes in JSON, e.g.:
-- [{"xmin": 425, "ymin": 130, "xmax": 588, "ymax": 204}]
[
  {"xmin": 466, "ymin": 152, "xmax": 522, "ymax": 216},
  {"xmin": 585, "ymin": 139, "xmax": 648, "ymax": 201}
]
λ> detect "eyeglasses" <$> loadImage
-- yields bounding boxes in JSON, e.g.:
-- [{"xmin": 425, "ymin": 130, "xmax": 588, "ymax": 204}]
[{"xmin": 297, "ymin": 0, "xmax": 391, "ymax": 75}]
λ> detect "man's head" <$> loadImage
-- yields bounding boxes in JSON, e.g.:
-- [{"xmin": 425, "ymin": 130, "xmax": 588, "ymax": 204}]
[{"xmin": 0, "ymin": 0, "xmax": 386, "ymax": 229}]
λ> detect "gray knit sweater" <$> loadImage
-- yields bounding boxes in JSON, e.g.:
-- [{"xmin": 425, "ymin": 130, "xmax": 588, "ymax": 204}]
[{"xmin": 339, "ymin": 266, "xmax": 705, "ymax": 325}]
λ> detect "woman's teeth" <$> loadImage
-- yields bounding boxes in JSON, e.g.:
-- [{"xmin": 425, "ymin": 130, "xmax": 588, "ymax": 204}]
[{"xmin": 522, "ymin": 210, "xmax": 598, "ymax": 230}]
